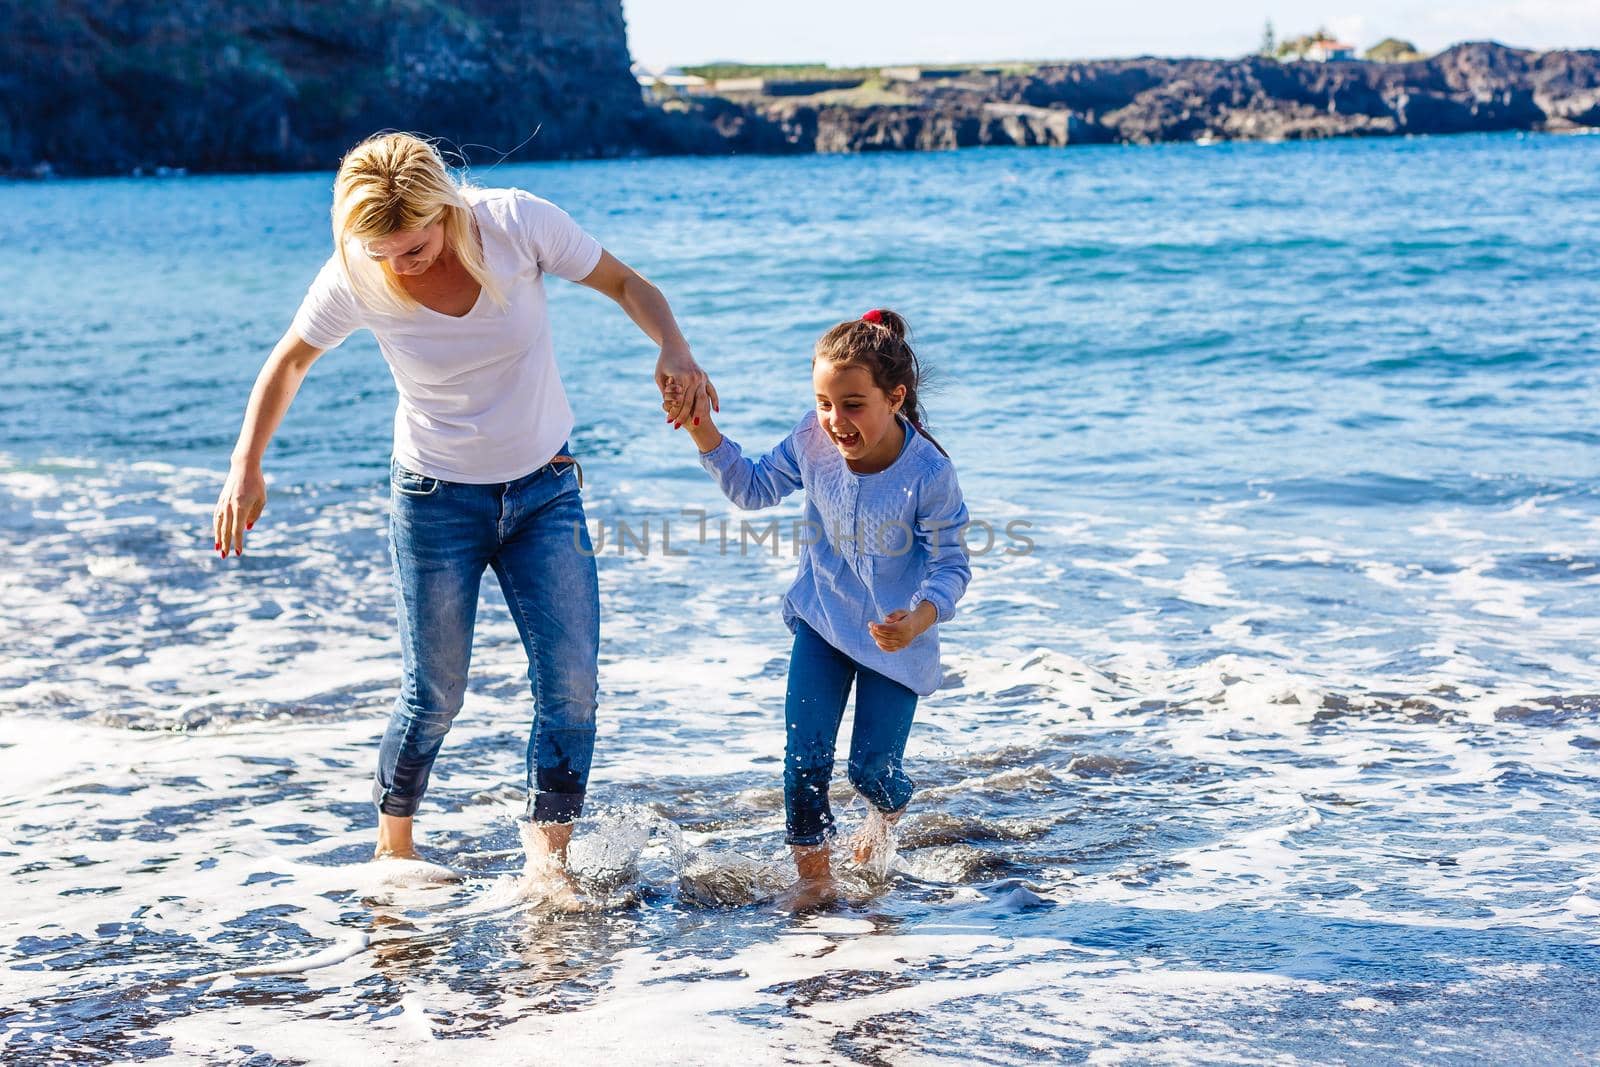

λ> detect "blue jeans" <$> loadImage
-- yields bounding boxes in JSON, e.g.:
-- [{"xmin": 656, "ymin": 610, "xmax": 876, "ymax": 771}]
[
  {"xmin": 784, "ymin": 619, "xmax": 919, "ymax": 846},
  {"xmin": 374, "ymin": 448, "xmax": 599, "ymax": 823}
]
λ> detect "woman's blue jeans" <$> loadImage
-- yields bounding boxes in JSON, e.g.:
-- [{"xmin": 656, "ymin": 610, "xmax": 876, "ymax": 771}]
[
  {"xmin": 784, "ymin": 619, "xmax": 919, "ymax": 846},
  {"xmin": 374, "ymin": 449, "xmax": 599, "ymax": 824}
]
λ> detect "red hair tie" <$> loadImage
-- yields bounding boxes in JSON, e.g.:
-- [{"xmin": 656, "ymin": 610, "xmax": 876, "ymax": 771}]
[{"xmin": 862, "ymin": 309, "xmax": 884, "ymax": 324}]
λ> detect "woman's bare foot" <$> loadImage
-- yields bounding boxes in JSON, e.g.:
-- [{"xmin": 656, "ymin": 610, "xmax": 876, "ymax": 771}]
[
  {"xmin": 850, "ymin": 806, "xmax": 904, "ymax": 879},
  {"xmin": 364, "ymin": 814, "xmax": 459, "ymax": 887},
  {"xmin": 374, "ymin": 812, "xmax": 422, "ymax": 861}
]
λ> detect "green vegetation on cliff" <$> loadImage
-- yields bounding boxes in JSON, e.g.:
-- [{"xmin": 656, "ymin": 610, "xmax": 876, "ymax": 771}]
[
  {"xmin": 1364, "ymin": 38, "xmax": 1428, "ymax": 63},
  {"xmin": 679, "ymin": 63, "xmax": 878, "ymax": 82}
]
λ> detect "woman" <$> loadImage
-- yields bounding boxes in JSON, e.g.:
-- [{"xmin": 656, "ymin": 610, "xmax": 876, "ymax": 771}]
[{"xmin": 213, "ymin": 132, "xmax": 714, "ymax": 881}]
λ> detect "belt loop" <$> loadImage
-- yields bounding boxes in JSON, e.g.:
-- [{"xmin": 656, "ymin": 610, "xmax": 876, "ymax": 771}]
[{"xmin": 551, "ymin": 454, "xmax": 583, "ymax": 490}]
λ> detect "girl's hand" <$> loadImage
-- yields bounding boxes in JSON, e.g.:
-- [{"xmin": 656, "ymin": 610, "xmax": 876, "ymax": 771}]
[
  {"xmin": 655, "ymin": 342, "xmax": 719, "ymax": 429},
  {"xmin": 213, "ymin": 460, "xmax": 266, "ymax": 559},
  {"xmin": 868, "ymin": 603, "xmax": 937, "ymax": 653},
  {"xmin": 663, "ymin": 380, "xmax": 724, "ymax": 453}
]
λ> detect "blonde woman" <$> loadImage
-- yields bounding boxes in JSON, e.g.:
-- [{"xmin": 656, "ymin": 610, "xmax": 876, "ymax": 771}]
[{"xmin": 213, "ymin": 132, "xmax": 715, "ymax": 885}]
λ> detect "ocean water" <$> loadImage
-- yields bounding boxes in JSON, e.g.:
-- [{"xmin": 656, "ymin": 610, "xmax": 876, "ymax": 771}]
[{"xmin": 2, "ymin": 132, "xmax": 1598, "ymax": 1064}]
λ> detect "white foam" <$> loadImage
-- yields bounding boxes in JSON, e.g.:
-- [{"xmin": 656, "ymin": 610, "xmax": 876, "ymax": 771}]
[
  {"xmin": 230, "ymin": 934, "xmax": 371, "ymax": 977},
  {"xmin": 5, "ymin": 447, "xmax": 1600, "ymax": 1061}
]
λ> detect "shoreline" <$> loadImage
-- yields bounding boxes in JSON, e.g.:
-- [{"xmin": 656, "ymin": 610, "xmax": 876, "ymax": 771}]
[{"xmin": 4, "ymin": 125, "xmax": 1595, "ymax": 185}]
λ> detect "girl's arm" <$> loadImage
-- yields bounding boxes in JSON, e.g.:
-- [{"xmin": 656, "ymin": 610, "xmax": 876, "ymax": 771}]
[
  {"xmin": 662, "ymin": 383, "xmax": 804, "ymax": 511},
  {"xmin": 870, "ymin": 461, "xmax": 972, "ymax": 651},
  {"xmin": 697, "ymin": 418, "xmax": 806, "ymax": 511},
  {"xmin": 664, "ymin": 379, "xmax": 805, "ymax": 509},
  {"xmin": 907, "ymin": 461, "xmax": 973, "ymax": 622},
  {"xmin": 213, "ymin": 331, "xmax": 327, "ymax": 558}
]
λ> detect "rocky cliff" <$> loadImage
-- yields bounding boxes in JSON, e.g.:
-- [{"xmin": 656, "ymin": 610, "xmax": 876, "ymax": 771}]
[
  {"xmin": 5, "ymin": 18, "xmax": 1600, "ymax": 177},
  {"xmin": 722, "ymin": 42, "xmax": 1600, "ymax": 152},
  {"xmin": 0, "ymin": 0, "xmax": 661, "ymax": 174}
]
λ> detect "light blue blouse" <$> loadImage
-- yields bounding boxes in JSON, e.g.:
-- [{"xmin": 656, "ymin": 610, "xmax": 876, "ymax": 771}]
[{"xmin": 699, "ymin": 411, "xmax": 971, "ymax": 696}]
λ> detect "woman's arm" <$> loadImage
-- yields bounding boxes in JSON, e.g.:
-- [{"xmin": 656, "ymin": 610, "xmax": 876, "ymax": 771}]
[
  {"xmin": 576, "ymin": 250, "xmax": 718, "ymax": 429},
  {"xmin": 213, "ymin": 331, "xmax": 326, "ymax": 558}
]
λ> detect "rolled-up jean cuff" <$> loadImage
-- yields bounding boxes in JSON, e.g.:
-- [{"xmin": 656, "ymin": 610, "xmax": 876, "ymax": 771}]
[
  {"xmin": 530, "ymin": 791, "xmax": 585, "ymax": 824},
  {"xmin": 373, "ymin": 779, "xmax": 420, "ymax": 818},
  {"xmin": 858, "ymin": 783, "xmax": 914, "ymax": 815},
  {"xmin": 784, "ymin": 826, "xmax": 834, "ymax": 848}
]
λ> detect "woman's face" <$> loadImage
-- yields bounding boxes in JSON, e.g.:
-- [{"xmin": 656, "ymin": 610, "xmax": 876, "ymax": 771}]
[
  {"xmin": 813, "ymin": 360, "xmax": 906, "ymax": 467},
  {"xmin": 363, "ymin": 220, "xmax": 446, "ymax": 276}
]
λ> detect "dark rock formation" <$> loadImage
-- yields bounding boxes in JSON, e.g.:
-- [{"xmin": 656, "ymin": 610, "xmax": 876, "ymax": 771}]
[
  {"xmin": 738, "ymin": 42, "xmax": 1600, "ymax": 152},
  {"xmin": 0, "ymin": 0, "xmax": 670, "ymax": 175},
  {"xmin": 4, "ymin": 20, "xmax": 1599, "ymax": 177}
]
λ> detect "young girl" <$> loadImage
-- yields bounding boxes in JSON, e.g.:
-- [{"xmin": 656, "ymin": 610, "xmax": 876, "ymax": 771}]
[{"xmin": 668, "ymin": 309, "xmax": 971, "ymax": 899}]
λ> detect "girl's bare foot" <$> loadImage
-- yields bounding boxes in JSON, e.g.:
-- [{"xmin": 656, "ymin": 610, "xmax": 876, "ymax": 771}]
[
  {"xmin": 778, "ymin": 843, "xmax": 838, "ymax": 912},
  {"xmin": 850, "ymin": 806, "xmax": 904, "ymax": 879},
  {"xmin": 795, "ymin": 841, "xmax": 830, "ymax": 881},
  {"xmin": 519, "ymin": 821, "xmax": 584, "ymax": 911},
  {"xmin": 525, "ymin": 820, "xmax": 574, "ymax": 865}
]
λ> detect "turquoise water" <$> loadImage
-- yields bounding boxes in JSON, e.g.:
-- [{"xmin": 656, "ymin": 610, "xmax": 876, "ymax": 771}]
[{"xmin": 2, "ymin": 134, "xmax": 1599, "ymax": 1063}]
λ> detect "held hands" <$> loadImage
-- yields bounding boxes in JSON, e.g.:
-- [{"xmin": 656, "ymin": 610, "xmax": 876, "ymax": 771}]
[
  {"xmin": 662, "ymin": 378, "xmax": 724, "ymax": 453},
  {"xmin": 655, "ymin": 341, "xmax": 718, "ymax": 429},
  {"xmin": 213, "ymin": 460, "xmax": 266, "ymax": 559},
  {"xmin": 869, "ymin": 602, "xmax": 938, "ymax": 653}
]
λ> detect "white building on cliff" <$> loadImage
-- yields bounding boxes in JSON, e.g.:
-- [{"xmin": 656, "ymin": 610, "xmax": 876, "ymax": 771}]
[{"xmin": 1304, "ymin": 40, "xmax": 1357, "ymax": 61}]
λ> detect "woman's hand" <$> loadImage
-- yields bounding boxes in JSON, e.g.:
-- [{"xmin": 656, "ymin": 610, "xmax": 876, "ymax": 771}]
[
  {"xmin": 212, "ymin": 331, "xmax": 324, "ymax": 559},
  {"xmin": 213, "ymin": 460, "xmax": 266, "ymax": 558},
  {"xmin": 656, "ymin": 341, "xmax": 719, "ymax": 429},
  {"xmin": 868, "ymin": 602, "xmax": 938, "ymax": 653},
  {"xmin": 575, "ymin": 250, "xmax": 711, "ymax": 428}
]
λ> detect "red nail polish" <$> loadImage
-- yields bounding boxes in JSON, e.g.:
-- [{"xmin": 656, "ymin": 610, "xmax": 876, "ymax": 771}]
[
  {"xmin": 247, "ymin": 523, "xmax": 254, "ymax": 531},
  {"xmin": 693, "ymin": 418, "xmax": 700, "ymax": 426}
]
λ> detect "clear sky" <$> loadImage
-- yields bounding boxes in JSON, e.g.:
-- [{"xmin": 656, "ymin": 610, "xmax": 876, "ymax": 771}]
[{"xmin": 621, "ymin": 0, "xmax": 1600, "ymax": 68}]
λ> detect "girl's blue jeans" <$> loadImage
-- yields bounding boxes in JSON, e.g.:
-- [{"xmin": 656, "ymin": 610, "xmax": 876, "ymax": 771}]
[
  {"xmin": 374, "ymin": 449, "xmax": 599, "ymax": 824},
  {"xmin": 784, "ymin": 619, "xmax": 919, "ymax": 846}
]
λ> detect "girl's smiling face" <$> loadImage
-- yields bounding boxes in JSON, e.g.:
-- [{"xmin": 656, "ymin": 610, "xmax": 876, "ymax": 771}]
[{"xmin": 813, "ymin": 360, "xmax": 907, "ymax": 472}]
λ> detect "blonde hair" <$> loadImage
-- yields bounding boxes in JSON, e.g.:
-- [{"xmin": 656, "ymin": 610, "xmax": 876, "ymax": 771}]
[{"xmin": 330, "ymin": 132, "xmax": 505, "ymax": 313}]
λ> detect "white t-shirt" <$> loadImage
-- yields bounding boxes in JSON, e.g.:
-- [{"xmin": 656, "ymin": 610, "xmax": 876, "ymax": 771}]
[{"xmin": 290, "ymin": 186, "xmax": 602, "ymax": 484}]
